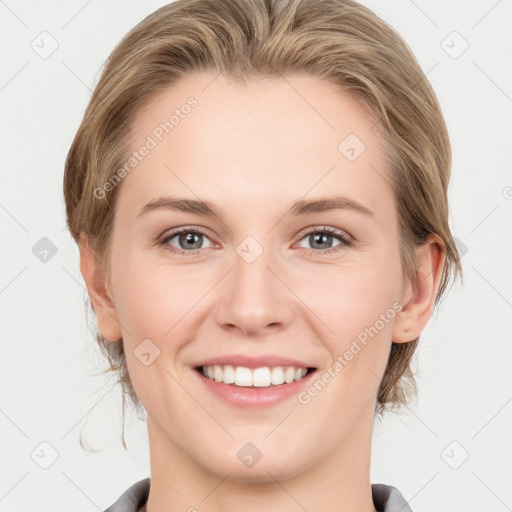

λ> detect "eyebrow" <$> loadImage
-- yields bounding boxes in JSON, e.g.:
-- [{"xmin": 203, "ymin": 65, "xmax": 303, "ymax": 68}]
[{"xmin": 137, "ymin": 195, "xmax": 374, "ymax": 220}]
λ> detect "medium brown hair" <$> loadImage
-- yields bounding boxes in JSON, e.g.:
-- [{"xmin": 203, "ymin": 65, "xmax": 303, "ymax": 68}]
[{"xmin": 63, "ymin": 0, "xmax": 463, "ymax": 448}]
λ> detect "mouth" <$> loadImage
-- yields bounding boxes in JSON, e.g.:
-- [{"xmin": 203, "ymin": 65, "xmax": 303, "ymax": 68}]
[{"xmin": 194, "ymin": 364, "xmax": 317, "ymax": 387}]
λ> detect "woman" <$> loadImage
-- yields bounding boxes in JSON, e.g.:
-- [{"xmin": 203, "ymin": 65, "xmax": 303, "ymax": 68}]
[{"xmin": 63, "ymin": 0, "xmax": 463, "ymax": 510}]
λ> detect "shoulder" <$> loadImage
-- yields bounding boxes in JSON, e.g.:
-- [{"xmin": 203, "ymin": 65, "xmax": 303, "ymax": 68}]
[
  {"xmin": 103, "ymin": 478, "xmax": 150, "ymax": 512},
  {"xmin": 371, "ymin": 482, "xmax": 413, "ymax": 512}
]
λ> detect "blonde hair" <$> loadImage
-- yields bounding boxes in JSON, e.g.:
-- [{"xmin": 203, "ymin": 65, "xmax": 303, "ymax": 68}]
[{"xmin": 63, "ymin": 0, "xmax": 463, "ymax": 448}]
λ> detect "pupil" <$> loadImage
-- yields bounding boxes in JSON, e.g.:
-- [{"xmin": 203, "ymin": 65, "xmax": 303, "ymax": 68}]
[
  {"xmin": 312, "ymin": 233, "xmax": 331, "ymax": 249},
  {"xmin": 181, "ymin": 232, "xmax": 201, "ymax": 249}
]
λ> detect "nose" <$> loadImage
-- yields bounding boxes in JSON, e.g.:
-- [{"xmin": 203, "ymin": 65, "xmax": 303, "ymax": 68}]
[{"xmin": 214, "ymin": 246, "xmax": 294, "ymax": 336}]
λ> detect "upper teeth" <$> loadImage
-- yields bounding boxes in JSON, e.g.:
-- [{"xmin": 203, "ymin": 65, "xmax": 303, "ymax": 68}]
[{"xmin": 201, "ymin": 365, "xmax": 308, "ymax": 387}]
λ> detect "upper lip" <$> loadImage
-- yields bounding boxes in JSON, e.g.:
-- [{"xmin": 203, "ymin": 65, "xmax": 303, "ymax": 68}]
[{"xmin": 194, "ymin": 354, "xmax": 315, "ymax": 369}]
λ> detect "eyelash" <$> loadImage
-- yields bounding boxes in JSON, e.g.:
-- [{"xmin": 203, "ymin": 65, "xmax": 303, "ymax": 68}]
[{"xmin": 158, "ymin": 226, "xmax": 353, "ymax": 256}]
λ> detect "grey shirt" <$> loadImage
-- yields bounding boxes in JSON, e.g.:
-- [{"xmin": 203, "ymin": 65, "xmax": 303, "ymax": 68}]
[{"xmin": 103, "ymin": 478, "xmax": 413, "ymax": 511}]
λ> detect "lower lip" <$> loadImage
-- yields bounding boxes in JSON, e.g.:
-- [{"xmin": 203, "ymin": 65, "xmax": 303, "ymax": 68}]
[{"xmin": 193, "ymin": 368, "xmax": 317, "ymax": 409}]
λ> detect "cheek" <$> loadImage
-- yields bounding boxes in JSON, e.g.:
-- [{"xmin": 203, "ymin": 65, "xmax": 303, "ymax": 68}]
[
  {"xmin": 301, "ymin": 257, "xmax": 401, "ymax": 395},
  {"xmin": 112, "ymin": 256, "xmax": 197, "ymax": 408},
  {"xmin": 303, "ymin": 259, "xmax": 400, "ymax": 339},
  {"xmin": 110, "ymin": 239, "xmax": 199, "ymax": 337},
  {"xmin": 115, "ymin": 272, "xmax": 172, "ymax": 338}
]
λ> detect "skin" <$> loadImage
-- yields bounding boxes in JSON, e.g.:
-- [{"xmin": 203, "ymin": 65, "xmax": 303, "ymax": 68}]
[{"xmin": 80, "ymin": 72, "xmax": 444, "ymax": 512}]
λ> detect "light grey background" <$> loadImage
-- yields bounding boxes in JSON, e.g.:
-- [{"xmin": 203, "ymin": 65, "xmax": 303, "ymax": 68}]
[{"xmin": 1, "ymin": 1, "xmax": 511, "ymax": 511}]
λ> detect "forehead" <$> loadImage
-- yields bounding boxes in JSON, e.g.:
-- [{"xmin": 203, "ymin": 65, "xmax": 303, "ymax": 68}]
[{"xmin": 116, "ymin": 71, "xmax": 394, "ymax": 226}]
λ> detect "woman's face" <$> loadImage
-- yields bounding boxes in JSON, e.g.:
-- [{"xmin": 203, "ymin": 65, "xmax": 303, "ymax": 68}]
[{"xmin": 95, "ymin": 72, "xmax": 419, "ymax": 481}]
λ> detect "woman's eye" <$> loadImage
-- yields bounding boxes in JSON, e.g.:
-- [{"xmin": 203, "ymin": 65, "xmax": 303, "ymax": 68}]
[
  {"xmin": 159, "ymin": 226, "xmax": 352, "ymax": 256},
  {"xmin": 296, "ymin": 228, "xmax": 353, "ymax": 254},
  {"xmin": 160, "ymin": 228, "xmax": 213, "ymax": 254}
]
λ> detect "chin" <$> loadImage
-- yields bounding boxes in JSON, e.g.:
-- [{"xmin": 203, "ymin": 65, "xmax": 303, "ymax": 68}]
[{"xmin": 196, "ymin": 445, "xmax": 311, "ymax": 484}]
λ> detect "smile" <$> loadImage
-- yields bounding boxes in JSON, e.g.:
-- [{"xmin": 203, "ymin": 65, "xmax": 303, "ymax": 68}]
[{"xmin": 197, "ymin": 364, "xmax": 315, "ymax": 387}]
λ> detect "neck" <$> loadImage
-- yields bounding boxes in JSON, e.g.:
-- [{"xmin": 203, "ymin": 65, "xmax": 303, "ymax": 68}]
[{"xmin": 144, "ymin": 407, "xmax": 378, "ymax": 512}]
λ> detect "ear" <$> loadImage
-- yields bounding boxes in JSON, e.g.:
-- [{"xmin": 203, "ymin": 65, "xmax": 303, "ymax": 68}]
[
  {"xmin": 392, "ymin": 234, "xmax": 445, "ymax": 343},
  {"xmin": 79, "ymin": 237, "xmax": 123, "ymax": 343}
]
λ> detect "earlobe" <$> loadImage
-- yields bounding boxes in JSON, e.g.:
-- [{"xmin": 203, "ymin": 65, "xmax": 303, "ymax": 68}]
[
  {"xmin": 392, "ymin": 234, "xmax": 445, "ymax": 344},
  {"xmin": 79, "ymin": 237, "xmax": 123, "ymax": 343}
]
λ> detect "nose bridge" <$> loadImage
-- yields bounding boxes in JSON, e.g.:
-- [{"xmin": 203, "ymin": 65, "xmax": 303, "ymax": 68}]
[{"xmin": 215, "ymin": 236, "xmax": 292, "ymax": 334}]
